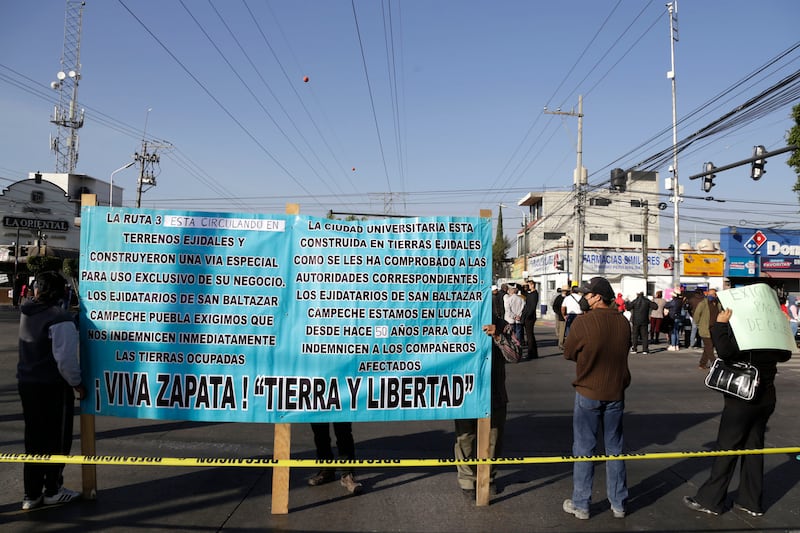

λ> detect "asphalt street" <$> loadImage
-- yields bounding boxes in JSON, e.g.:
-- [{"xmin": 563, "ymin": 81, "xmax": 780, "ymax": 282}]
[{"xmin": 1, "ymin": 308, "xmax": 799, "ymax": 532}]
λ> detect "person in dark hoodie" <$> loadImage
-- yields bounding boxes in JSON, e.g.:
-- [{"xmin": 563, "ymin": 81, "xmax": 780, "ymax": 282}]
[{"xmin": 17, "ymin": 271, "xmax": 85, "ymax": 510}]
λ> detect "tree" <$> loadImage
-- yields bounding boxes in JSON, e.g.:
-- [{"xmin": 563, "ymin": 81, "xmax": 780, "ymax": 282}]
[
  {"xmin": 492, "ymin": 207, "xmax": 511, "ymax": 280},
  {"xmin": 63, "ymin": 258, "xmax": 79, "ymax": 299},
  {"xmin": 789, "ymin": 103, "xmax": 800, "ymax": 199},
  {"xmin": 25, "ymin": 255, "xmax": 62, "ymax": 278}
]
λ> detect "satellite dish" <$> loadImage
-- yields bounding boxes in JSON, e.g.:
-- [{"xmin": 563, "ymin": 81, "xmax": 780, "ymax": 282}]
[
  {"xmin": 68, "ymin": 70, "xmax": 77, "ymax": 78},
  {"xmin": 50, "ymin": 81, "xmax": 60, "ymax": 89},
  {"xmin": 57, "ymin": 71, "xmax": 66, "ymax": 80}
]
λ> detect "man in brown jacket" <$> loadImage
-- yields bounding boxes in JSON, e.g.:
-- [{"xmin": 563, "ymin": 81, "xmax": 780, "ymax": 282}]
[{"xmin": 562, "ymin": 276, "xmax": 632, "ymax": 520}]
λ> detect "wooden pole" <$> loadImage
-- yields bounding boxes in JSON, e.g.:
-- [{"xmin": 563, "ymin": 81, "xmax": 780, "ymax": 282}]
[
  {"xmin": 475, "ymin": 208, "xmax": 493, "ymax": 506},
  {"xmin": 79, "ymin": 193, "xmax": 98, "ymax": 499},
  {"xmin": 271, "ymin": 203, "xmax": 300, "ymax": 514}
]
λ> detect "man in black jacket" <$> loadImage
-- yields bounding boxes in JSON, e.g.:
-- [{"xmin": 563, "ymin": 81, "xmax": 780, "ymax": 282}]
[
  {"xmin": 629, "ymin": 292, "xmax": 656, "ymax": 354},
  {"xmin": 521, "ymin": 280, "xmax": 539, "ymax": 359}
]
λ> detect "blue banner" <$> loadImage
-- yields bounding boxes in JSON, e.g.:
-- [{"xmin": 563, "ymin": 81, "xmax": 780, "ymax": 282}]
[{"xmin": 78, "ymin": 207, "xmax": 492, "ymax": 423}]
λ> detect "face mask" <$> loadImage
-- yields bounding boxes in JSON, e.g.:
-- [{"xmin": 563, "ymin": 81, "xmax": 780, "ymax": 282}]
[{"xmin": 579, "ymin": 297, "xmax": 591, "ymax": 312}]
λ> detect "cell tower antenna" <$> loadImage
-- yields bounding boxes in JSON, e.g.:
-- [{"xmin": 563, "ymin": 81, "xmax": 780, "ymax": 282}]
[{"xmin": 50, "ymin": 0, "xmax": 86, "ymax": 174}]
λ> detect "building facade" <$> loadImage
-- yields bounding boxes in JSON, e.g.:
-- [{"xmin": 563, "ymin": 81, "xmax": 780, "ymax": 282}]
[
  {"xmin": 504, "ymin": 172, "xmax": 728, "ymax": 318},
  {"xmin": 0, "ymin": 172, "xmax": 110, "ymax": 303}
]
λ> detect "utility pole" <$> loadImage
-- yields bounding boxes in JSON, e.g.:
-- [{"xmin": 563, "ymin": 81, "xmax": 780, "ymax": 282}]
[
  {"xmin": 545, "ymin": 95, "xmax": 585, "ymax": 284},
  {"xmin": 134, "ymin": 141, "xmax": 159, "ymax": 208},
  {"xmin": 50, "ymin": 0, "xmax": 86, "ymax": 174},
  {"xmin": 667, "ymin": 1, "xmax": 681, "ymax": 289},
  {"xmin": 642, "ymin": 200, "xmax": 649, "ymax": 280}
]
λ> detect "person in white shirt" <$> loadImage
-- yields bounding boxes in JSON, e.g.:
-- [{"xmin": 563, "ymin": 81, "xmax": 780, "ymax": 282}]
[
  {"xmin": 503, "ymin": 284, "xmax": 525, "ymax": 344},
  {"xmin": 561, "ymin": 286, "xmax": 584, "ymax": 340}
]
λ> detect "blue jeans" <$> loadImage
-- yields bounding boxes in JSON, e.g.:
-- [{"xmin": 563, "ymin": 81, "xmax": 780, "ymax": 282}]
[
  {"xmin": 670, "ymin": 317, "xmax": 683, "ymax": 347},
  {"xmin": 571, "ymin": 392, "xmax": 628, "ymax": 512}
]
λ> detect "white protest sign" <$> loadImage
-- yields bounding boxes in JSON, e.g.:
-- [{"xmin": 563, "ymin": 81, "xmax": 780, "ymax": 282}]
[{"xmin": 717, "ymin": 283, "xmax": 795, "ymax": 352}]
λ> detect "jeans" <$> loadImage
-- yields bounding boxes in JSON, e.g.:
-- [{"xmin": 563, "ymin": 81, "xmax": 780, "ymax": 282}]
[
  {"xmin": 670, "ymin": 317, "xmax": 683, "ymax": 347},
  {"xmin": 571, "ymin": 392, "xmax": 628, "ymax": 512},
  {"xmin": 511, "ymin": 323, "xmax": 524, "ymax": 345}
]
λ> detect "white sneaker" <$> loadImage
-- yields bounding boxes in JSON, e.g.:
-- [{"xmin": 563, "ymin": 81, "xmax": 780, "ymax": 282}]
[
  {"xmin": 21, "ymin": 494, "xmax": 43, "ymax": 510},
  {"xmin": 43, "ymin": 487, "xmax": 81, "ymax": 505},
  {"xmin": 563, "ymin": 499, "xmax": 589, "ymax": 519}
]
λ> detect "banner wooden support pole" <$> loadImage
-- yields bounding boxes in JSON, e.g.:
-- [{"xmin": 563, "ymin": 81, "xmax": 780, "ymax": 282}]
[
  {"xmin": 476, "ymin": 208, "xmax": 493, "ymax": 506},
  {"xmin": 80, "ymin": 193, "xmax": 98, "ymax": 499},
  {"xmin": 271, "ymin": 202, "xmax": 300, "ymax": 514}
]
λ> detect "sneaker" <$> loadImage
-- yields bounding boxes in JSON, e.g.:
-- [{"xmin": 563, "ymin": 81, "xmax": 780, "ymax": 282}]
[
  {"xmin": 682, "ymin": 496, "xmax": 719, "ymax": 516},
  {"xmin": 611, "ymin": 507, "xmax": 626, "ymax": 518},
  {"xmin": 340, "ymin": 473, "xmax": 363, "ymax": 495},
  {"xmin": 307, "ymin": 469, "xmax": 335, "ymax": 486},
  {"xmin": 563, "ymin": 499, "xmax": 589, "ymax": 520},
  {"xmin": 43, "ymin": 487, "xmax": 81, "ymax": 506},
  {"xmin": 734, "ymin": 503, "xmax": 764, "ymax": 517},
  {"xmin": 21, "ymin": 494, "xmax": 43, "ymax": 510}
]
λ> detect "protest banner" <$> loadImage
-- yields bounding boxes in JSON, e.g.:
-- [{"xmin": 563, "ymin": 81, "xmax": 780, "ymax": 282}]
[{"xmin": 79, "ymin": 207, "xmax": 492, "ymax": 423}]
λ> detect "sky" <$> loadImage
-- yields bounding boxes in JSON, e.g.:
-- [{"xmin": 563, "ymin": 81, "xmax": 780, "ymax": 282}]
[{"xmin": 1, "ymin": 0, "xmax": 799, "ymax": 249}]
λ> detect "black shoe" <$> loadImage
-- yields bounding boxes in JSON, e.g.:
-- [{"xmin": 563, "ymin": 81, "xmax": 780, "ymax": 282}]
[
  {"xmin": 683, "ymin": 496, "xmax": 719, "ymax": 516},
  {"xmin": 734, "ymin": 503, "xmax": 763, "ymax": 517}
]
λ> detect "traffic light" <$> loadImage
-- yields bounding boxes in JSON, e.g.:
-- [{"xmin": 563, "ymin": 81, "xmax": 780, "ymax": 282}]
[
  {"xmin": 751, "ymin": 145, "xmax": 766, "ymax": 180},
  {"xmin": 610, "ymin": 168, "xmax": 626, "ymax": 192},
  {"xmin": 556, "ymin": 259, "xmax": 565, "ymax": 271},
  {"xmin": 6, "ymin": 243, "xmax": 15, "ymax": 257},
  {"xmin": 702, "ymin": 162, "xmax": 716, "ymax": 192}
]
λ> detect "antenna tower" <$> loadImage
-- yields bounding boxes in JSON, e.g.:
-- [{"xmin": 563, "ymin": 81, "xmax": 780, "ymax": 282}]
[{"xmin": 50, "ymin": 0, "xmax": 86, "ymax": 174}]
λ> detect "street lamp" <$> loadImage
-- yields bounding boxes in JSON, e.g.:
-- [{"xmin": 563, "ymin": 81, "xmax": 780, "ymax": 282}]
[
  {"xmin": 110, "ymin": 161, "xmax": 136, "ymax": 206},
  {"xmin": 500, "ymin": 204, "xmax": 529, "ymax": 276}
]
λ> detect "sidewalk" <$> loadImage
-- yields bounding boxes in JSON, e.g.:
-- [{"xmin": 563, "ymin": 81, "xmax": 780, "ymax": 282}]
[{"xmin": 1, "ymin": 310, "xmax": 799, "ymax": 532}]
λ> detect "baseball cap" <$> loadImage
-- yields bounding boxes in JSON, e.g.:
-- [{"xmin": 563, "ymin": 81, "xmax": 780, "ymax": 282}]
[{"xmin": 576, "ymin": 276, "xmax": 615, "ymax": 301}]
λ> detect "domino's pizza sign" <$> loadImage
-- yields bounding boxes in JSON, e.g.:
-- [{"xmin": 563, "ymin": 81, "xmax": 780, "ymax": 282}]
[{"xmin": 743, "ymin": 230, "xmax": 767, "ymax": 254}]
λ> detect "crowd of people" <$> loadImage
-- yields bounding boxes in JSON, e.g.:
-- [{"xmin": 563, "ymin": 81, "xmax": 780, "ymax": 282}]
[
  {"xmin": 492, "ymin": 280, "xmax": 540, "ymax": 360},
  {"xmin": 547, "ymin": 284, "xmax": 791, "ymax": 372}
]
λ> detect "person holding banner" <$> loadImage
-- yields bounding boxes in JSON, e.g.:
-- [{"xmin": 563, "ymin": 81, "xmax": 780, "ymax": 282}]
[
  {"xmin": 17, "ymin": 271, "xmax": 86, "ymax": 510},
  {"xmin": 454, "ymin": 314, "xmax": 519, "ymax": 497},
  {"xmin": 307, "ymin": 423, "xmax": 363, "ymax": 495},
  {"xmin": 684, "ymin": 291, "xmax": 792, "ymax": 518}
]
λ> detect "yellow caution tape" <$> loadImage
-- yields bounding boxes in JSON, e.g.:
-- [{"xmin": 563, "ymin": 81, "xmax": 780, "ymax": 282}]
[{"xmin": 1, "ymin": 447, "xmax": 798, "ymax": 468}]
